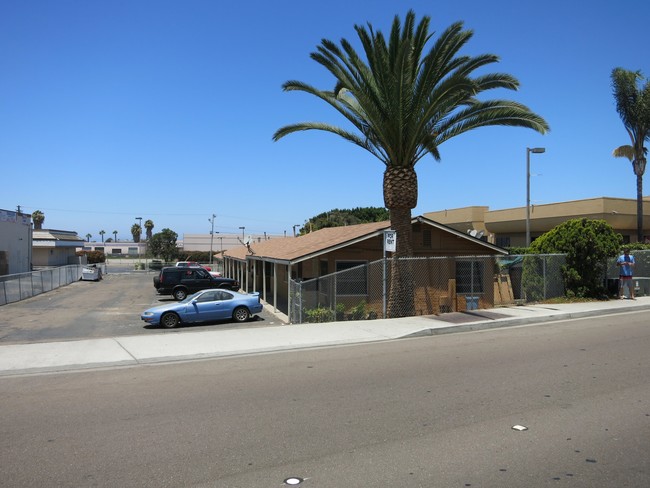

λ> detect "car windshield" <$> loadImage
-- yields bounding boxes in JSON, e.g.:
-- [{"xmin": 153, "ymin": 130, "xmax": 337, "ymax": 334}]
[{"xmin": 179, "ymin": 292, "xmax": 200, "ymax": 304}]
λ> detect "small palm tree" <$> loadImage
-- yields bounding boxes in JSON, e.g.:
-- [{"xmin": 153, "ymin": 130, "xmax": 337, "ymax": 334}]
[
  {"xmin": 131, "ymin": 224, "xmax": 142, "ymax": 243},
  {"xmin": 113, "ymin": 230, "xmax": 118, "ymax": 242},
  {"xmin": 274, "ymin": 11, "xmax": 548, "ymax": 316},
  {"xmin": 99, "ymin": 230, "xmax": 106, "ymax": 243},
  {"xmin": 32, "ymin": 210, "xmax": 45, "ymax": 230},
  {"xmin": 611, "ymin": 68, "xmax": 650, "ymax": 242},
  {"xmin": 85, "ymin": 233, "xmax": 92, "ymax": 242},
  {"xmin": 144, "ymin": 220, "xmax": 154, "ymax": 240}
]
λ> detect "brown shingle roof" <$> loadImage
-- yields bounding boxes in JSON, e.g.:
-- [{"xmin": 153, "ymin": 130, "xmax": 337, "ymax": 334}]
[
  {"xmin": 223, "ymin": 216, "xmax": 507, "ymax": 263},
  {"xmin": 224, "ymin": 221, "xmax": 391, "ymax": 263}
]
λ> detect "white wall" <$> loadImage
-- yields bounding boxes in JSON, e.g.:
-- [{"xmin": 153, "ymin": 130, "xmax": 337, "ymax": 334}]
[{"xmin": 0, "ymin": 210, "xmax": 32, "ymax": 275}]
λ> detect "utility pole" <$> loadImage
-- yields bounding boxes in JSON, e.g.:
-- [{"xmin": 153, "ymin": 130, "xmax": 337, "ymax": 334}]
[{"xmin": 209, "ymin": 214, "xmax": 216, "ymax": 265}]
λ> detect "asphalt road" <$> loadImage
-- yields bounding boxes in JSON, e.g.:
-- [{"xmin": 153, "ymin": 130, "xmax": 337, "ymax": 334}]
[
  {"xmin": 0, "ymin": 271, "xmax": 285, "ymax": 344},
  {"xmin": 1, "ymin": 310, "xmax": 649, "ymax": 487}
]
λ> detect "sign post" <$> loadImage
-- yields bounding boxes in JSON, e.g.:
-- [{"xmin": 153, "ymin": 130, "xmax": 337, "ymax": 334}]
[{"xmin": 383, "ymin": 230, "xmax": 396, "ymax": 318}]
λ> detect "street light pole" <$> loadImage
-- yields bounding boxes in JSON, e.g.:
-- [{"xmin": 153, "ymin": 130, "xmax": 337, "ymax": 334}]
[
  {"xmin": 239, "ymin": 226, "xmax": 245, "ymax": 240},
  {"xmin": 209, "ymin": 214, "xmax": 216, "ymax": 265},
  {"xmin": 526, "ymin": 147, "xmax": 545, "ymax": 247}
]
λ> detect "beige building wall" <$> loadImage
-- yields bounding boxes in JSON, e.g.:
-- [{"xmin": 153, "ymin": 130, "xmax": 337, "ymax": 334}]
[
  {"xmin": 425, "ymin": 197, "xmax": 650, "ymax": 247},
  {"xmin": 423, "ymin": 206, "xmax": 489, "ymax": 235}
]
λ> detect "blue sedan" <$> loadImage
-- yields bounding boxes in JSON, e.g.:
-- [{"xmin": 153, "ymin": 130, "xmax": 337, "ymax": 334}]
[{"xmin": 141, "ymin": 289, "xmax": 263, "ymax": 328}]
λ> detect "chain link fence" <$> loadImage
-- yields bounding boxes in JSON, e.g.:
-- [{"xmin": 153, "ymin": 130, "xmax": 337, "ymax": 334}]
[
  {"xmin": 605, "ymin": 249, "xmax": 650, "ymax": 297},
  {"xmin": 290, "ymin": 254, "xmax": 567, "ymax": 324},
  {"xmin": 0, "ymin": 264, "xmax": 107, "ymax": 306}
]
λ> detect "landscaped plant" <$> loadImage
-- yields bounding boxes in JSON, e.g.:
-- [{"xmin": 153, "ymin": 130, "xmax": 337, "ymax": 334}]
[
  {"xmin": 76, "ymin": 250, "xmax": 105, "ymax": 264},
  {"xmin": 304, "ymin": 306, "xmax": 335, "ymax": 323},
  {"xmin": 349, "ymin": 301, "xmax": 367, "ymax": 320},
  {"xmin": 528, "ymin": 218, "xmax": 621, "ymax": 298},
  {"xmin": 335, "ymin": 303, "xmax": 346, "ymax": 321}
]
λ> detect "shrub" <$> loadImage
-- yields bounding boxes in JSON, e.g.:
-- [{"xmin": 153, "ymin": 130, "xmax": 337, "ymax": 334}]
[
  {"xmin": 349, "ymin": 301, "xmax": 367, "ymax": 320},
  {"xmin": 76, "ymin": 250, "xmax": 105, "ymax": 264},
  {"xmin": 529, "ymin": 218, "xmax": 621, "ymax": 298},
  {"xmin": 304, "ymin": 306, "xmax": 334, "ymax": 323}
]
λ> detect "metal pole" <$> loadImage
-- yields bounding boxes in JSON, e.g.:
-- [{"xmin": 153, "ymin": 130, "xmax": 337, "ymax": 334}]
[
  {"xmin": 383, "ymin": 237, "xmax": 387, "ymax": 319},
  {"xmin": 525, "ymin": 147, "xmax": 545, "ymax": 247},
  {"xmin": 209, "ymin": 214, "xmax": 215, "ymax": 265}
]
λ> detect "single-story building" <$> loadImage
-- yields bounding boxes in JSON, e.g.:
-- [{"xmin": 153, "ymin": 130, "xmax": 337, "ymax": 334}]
[
  {"xmin": 424, "ymin": 196, "xmax": 650, "ymax": 247},
  {"xmin": 223, "ymin": 216, "xmax": 508, "ymax": 321},
  {"xmin": 33, "ymin": 229, "xmax": 86, "ymax": 267}
]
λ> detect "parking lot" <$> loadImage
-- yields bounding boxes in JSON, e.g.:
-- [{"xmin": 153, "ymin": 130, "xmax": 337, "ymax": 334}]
[{"xmin": 0, "ymin": 270, "xmax": 287, "ymax": 345}]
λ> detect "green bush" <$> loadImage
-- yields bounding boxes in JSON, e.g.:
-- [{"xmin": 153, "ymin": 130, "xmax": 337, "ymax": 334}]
[
  {"xmin": 349, "ymin": 301, "xmax": 367, "ymax": 320},
  {"xmin": 304, "ymin": 306, "xmax": 335, "ymax": 323},
  {"xmin": 77, "ymin": 250, "xmax": 105, "ymax": 264},
  {"xmin": 529, "ymin": 218, "xmax": 621, "ymax": 298}
]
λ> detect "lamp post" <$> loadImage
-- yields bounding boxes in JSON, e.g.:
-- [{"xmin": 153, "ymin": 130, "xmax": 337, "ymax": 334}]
[
  {"xmin": 209, "ymin": 214, "xmax": 216, "ymax": 265},
  {"xmin": 239, "ymin": 226, "xmax": 245, "ymax": 240},
  {"xmin": 135, "ymin": 216, "xmax": 142, "ymax": 264},
  {"xmin": 526, "ymin": 147, "xmax": 545, "ymax": 247}
]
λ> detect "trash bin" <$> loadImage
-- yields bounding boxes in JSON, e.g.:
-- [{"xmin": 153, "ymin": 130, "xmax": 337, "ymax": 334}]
[{"xmin": 466, "ymin": 296, "xmax": 478, "ymax": 310}]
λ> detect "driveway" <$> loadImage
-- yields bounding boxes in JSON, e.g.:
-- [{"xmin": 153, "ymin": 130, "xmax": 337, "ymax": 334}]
[{"xmin": 0, "ymin": 271, "xmax": 286, "ymax": 345}]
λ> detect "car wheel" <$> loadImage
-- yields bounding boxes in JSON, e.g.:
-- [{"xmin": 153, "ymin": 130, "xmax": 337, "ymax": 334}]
[
  {"xmin": 173, "ymin": 288, "xmax": 187, "ymax": 300},
  {"xmin": 160, "ymin": 312, "xmax": 180, "ymax": 328},
  {"xmin": 232, "ymin": 306, "xmax": 250, "ymax": 323}
]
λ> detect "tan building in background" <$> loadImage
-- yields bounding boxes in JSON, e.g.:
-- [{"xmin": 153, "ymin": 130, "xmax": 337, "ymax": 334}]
[{"xmin": 424, "ymin": 196, "xmax": 650, "ymax": 247}]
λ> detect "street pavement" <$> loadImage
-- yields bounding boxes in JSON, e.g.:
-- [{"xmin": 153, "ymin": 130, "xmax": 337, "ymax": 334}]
[{"xmin": 1, "ymin": 298, "xmax": 649, "ymax": 376}]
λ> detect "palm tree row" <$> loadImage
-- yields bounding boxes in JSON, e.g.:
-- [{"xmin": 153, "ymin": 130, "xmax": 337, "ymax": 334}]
[{"xmin": 274, "ymin": 10, "xmax": 549, "ymax": 317}]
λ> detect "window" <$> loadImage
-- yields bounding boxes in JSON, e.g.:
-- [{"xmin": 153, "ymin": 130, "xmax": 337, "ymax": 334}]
[
  {"xmin": 111, "ymin": 248, "xmax": 122, "ymax": 255},
  {"xmin": 196, "ymin": 291, "xmax": 219, "ymax": 302},
  {"xmin": 335, "ymin": 261, "xmax": 367, "ymax": 296},
  {"xmin": 496, "ymin": 236, "xmax": 510, "ymax": 248},
  {"xmin": 422, "ymin": 229, "xmax": 432, "ymax": 248},
  {"xmin": 193, "ymin": 269, "xmax": 210, "ymax": 279},
  {"xmin": 215, "ymin": 290, "xmax": 233, "ymax": 301},
  {"xmin": 128, "ymin": 247, "xmax": 138, "ymax": 255},
  {"xmin": 456, "ymin": 260, "xmax": 484, "ymax": 294}
]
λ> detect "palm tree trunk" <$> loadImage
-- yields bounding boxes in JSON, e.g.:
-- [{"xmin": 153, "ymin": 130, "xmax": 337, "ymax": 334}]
[
  {"xmin": 637, "ymin": 171, "xmax": 644, "ymax": 242},
  {"xmin": 384, "ymin": 167, "xmax": 417, "ymax": 318}
]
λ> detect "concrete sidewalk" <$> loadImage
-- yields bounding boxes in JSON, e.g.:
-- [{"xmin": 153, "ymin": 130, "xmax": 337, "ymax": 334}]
[{"xmin": 1, "ymin": 298, "xmax": 649, "ymax": 376}]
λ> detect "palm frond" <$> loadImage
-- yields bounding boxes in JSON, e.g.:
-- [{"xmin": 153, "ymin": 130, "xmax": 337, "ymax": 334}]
[
  {"xmin": 612, "ymin": 145, "xmax": 635, "ymax": 162},
  {"xmin": 275, "ymin": 11, "xmax": 549, "ymax": 171}
]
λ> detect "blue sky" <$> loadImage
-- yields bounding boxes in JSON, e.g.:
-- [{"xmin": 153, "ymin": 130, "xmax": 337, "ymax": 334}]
[{"xmin": 1, "ymin": 0, "xmax": 648, "ymax": 240}]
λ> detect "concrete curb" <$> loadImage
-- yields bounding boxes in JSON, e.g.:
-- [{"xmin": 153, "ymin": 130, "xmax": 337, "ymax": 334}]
[{"xmin": 2, "ymin": 301, "xmax": 649, "ymax": 377}]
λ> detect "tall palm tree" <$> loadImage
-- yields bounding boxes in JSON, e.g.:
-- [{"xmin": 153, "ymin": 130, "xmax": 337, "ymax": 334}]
[
  {"xmin": 274, "ymin": 11, "xmax": 548, "ymax": 317},
  {"xmin": 131, "ymin": 224, "xmax": 142, "ymax": 243},
  {"xmin": 31, "ymin": 210, "xmax": 45, "ymax": 230},
  {"xmin": 611, "ymin": 68, "xmax": 650, "ymax": 242},
  {"xmin": 85, "ymin": 233, "xmax": 92, "ymax": 242},
  {"xmin": 144, "ymin": 219, "xmax": 154, "ymax": 240},
  {"xmin": 113, "ymin": 230, "xmax": 118, "ymax": 242},
  {"xmin": 99, "ymin": 230, "xmax": 106, "ymax": 243}
]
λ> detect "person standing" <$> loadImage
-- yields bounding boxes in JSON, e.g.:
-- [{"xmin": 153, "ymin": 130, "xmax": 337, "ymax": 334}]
[{"xmin": 616, "ymin": 249, "xmax": 636, "ymax": 299}]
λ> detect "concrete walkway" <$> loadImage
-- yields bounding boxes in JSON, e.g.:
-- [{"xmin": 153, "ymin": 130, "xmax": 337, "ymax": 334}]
[{"xmin": 1, "ymin": 298, "xmax": 649, "ymax": 376}]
